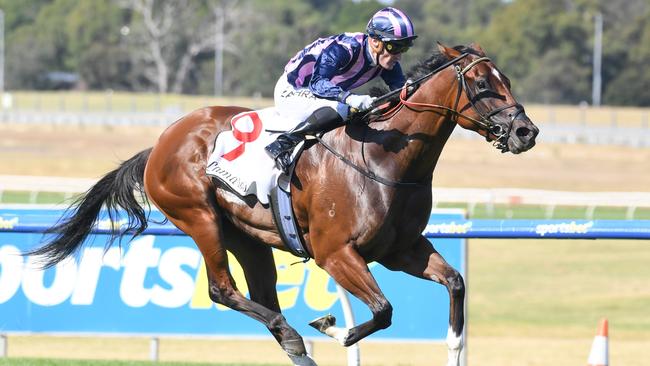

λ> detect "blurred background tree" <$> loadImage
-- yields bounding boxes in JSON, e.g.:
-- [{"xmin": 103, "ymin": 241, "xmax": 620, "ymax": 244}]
[{"xmin": 0, "ymin": 0, "xmax": 647, "ymax": 106}]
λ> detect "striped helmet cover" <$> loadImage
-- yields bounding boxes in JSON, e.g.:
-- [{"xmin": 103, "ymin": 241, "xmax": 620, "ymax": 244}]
[{"xmin": 366, "ymin": 7, "xmax": 417, "ymax": 42}]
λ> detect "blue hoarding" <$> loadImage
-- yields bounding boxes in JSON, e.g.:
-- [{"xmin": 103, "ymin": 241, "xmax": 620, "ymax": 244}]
[
  {"xmin": 0, "ymin": 207, "xmax": 464, "ymax": 340},
  {"xmin": 423, "ymin": 218, "xmax": 650, "ymax": 239}
]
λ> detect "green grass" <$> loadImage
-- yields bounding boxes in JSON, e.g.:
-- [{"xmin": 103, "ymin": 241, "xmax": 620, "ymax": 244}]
[
  {"xmin": 468, "ymin": 238, "xmax": 650, "ymax": 339},
  {"xmin": 0, "ymin": 191, "xmax": 77, "ymax": 205},
  {"xmin": 0, "ymin": 359, "xmax": 282, "ymax": 366},
  {"xmin": 435, "ymin": 202, "xmax": 650, "ymax": 220}
]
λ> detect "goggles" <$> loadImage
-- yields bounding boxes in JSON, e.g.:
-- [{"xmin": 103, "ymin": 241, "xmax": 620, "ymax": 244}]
[{"xmin": 384, "ymin": 40, "xmax": 412, "ymax": 55}]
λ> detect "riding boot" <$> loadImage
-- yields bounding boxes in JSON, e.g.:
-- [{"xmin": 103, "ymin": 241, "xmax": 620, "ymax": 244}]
[{"xmin": 266, "ymin": 107, "xmax": 344, "ymax": 173}]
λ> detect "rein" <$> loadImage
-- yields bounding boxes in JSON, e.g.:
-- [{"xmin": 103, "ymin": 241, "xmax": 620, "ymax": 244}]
[{"xmin": 314, "ymin": 134, "xmax": 429, "ymax": 188}]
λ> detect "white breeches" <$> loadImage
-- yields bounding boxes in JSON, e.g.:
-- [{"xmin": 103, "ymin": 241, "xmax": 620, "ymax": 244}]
[{"xmin": 273, "ymin": 73, "xmax": 350, "ymax": 129}]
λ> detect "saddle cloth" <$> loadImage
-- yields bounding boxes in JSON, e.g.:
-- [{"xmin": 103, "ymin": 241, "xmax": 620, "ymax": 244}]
[{"xmin": 206, "ymin": 107, "xmax": 300, "ymax": 205}]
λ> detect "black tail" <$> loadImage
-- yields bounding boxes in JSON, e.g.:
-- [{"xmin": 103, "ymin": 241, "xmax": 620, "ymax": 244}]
[{"xmin": 26, "ymin": 148, "xmax": 153, "ymax": 268}]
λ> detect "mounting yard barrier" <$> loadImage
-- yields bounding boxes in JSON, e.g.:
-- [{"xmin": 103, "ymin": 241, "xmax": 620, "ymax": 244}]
[{"xmin": 1, "ymin": 207, "xmax": 649, "ymax": 365}]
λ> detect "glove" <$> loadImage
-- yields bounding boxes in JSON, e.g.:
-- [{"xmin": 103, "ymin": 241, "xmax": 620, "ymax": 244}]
[
  {"xmin": 345, "ymin": 94, "xmax": 375, "ymax": 111},
  {"xmin": 405, "ymin": 78, "xmax": 416, "ymax": 94}
]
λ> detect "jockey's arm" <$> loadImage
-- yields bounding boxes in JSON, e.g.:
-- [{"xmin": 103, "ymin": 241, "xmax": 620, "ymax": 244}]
[{"xmin": 309, "ymin": 43, "xmax": 352, "ymax": 102}]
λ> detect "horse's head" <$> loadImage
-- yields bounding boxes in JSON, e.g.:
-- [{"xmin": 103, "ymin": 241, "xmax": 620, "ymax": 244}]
[{"xmin": 433, "ymin": 43, "xmax": 539, "ymax": 154}]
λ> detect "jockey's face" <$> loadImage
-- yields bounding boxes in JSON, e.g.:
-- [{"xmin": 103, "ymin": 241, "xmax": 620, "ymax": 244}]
[
  {"xmin": 378, "ymin": 45, "xmax": 401, "ymax": 70},
  {"xmin": 369, "ymin": 37, "xmax": 402, "ymax": 70}
]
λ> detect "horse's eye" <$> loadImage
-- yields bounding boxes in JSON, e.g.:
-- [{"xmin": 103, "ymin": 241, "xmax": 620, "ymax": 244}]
[{"xmin": 477, "ymin": 80, "xmax": 487, "ymax": 90}]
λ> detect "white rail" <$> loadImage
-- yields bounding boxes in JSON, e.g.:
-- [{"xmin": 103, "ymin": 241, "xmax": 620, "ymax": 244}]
[
  {"xmin": 0, "ymin": 175, "xmax": 96, "ymax": 192},
  {"xmin": 1, "ymin": 175, "xmax": 649, "ymax": 217},
  {"xmin": 432, "ymin": 187, "xmax": 650, "ymax": 207},
  {"xmin": 431, "ymin": 187, "xmax": 650, "ymax": 219},
  {"xmin": 0, "ymin": 175, "xmax": 95, "ymax": 203}
]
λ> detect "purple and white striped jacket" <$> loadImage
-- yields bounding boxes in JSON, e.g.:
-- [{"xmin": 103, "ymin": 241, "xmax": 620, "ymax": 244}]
[{"xmin": 284, "ymin": 32, "xmax": 406, "ymax": 102}]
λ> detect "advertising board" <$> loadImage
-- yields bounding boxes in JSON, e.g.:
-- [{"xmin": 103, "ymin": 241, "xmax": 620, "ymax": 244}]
[{"xmin": 0, "ymin": 207, "xmax": 465, "ymax": 340}]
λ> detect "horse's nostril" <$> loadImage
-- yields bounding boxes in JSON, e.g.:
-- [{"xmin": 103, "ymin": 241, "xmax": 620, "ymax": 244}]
[{"xmin": 516, "ymin": 127, "xmax": 530, "ymax": 137}]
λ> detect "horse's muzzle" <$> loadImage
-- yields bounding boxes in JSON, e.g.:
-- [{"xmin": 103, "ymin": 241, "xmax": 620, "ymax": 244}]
[{"xmin": 506, "ymin": 115, "xmax": 539, "ymax": 154}]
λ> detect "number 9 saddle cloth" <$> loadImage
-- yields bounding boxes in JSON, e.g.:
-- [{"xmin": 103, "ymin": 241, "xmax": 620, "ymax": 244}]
[{"xmin": 206, "ymin": 107, "xmax": 302, "ymax": 206}]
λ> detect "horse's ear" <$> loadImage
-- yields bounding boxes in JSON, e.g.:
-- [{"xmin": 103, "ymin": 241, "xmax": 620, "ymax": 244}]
[
  {"xmin": 469, "ymin": 42, "xmax": 486, "ymax": 56},
  {"xmin": 437, "ymin": 42, "xmax": 461, "ymax": 58}
]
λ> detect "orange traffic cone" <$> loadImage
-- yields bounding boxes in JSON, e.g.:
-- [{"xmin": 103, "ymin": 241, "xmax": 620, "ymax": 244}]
[{"xmin": 587, "ymin": 318, "xmax": 609, "ymax": 366}]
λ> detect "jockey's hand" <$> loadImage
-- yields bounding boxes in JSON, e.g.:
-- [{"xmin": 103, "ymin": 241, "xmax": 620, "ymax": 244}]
[{"xmin": 345, "ymin": 94, "xmax": 375, "ymax": 111}]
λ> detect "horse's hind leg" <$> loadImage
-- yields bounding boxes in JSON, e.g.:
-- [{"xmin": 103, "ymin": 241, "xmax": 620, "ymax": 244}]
[
  {"xmin": 179, "ymin": 214, "xmax": 316, "ymax": 365},
  {"xmin": 222, "ymin": 221, "xmax": 281, "ymax": 312},
  {"xmin": 221, "ymin": 221, "xmax": 315, "ymax": 365},
  {"xmin": 379, "ymin": 235, "xmax": 465, "ymax": 366}
]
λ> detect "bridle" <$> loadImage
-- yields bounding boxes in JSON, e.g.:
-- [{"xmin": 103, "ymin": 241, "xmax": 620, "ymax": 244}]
[
  {"xmin": 315, "ymin": 51, "xmax": 526, "ymax": 187},
  {"xmin": 372, "ymin": 53, "xmax": 525, "ymax": 152}
]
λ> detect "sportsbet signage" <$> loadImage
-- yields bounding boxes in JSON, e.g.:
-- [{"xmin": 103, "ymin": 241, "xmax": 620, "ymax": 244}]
[{"xmin": 0, "ymin": 208, "xmax": 464, "ymax": 340}]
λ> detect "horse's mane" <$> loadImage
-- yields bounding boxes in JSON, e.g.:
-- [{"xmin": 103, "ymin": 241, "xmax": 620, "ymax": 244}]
[
  {"xmin": 369, "ymin": 44, "xmax": 478, "ymax": 98},
  {"xmin": 407, "ymin": 45, "xmax": 474, "ymax": 80}
]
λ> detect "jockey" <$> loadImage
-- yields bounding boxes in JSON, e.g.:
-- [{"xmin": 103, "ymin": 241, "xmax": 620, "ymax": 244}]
[{"xmin": 265, "ymin": 7, "xmax": 418, "ymax": 173}]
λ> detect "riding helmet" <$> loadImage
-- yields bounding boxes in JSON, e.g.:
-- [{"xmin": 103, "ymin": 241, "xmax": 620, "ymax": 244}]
[{"xmin": 366, "ymin": 7, "xmax": 418, "ymax": 43}]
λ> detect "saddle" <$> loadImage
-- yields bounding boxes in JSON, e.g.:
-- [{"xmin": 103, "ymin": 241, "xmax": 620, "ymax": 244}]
[{"xmin": 206, "ymin": 108, "xmax": 311, "ymax": 259}]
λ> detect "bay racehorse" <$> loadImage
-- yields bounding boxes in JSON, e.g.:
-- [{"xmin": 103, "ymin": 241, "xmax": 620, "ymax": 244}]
[{"xmin": 29, "ymin": 43, "xmax": 538, "ymax": 366}]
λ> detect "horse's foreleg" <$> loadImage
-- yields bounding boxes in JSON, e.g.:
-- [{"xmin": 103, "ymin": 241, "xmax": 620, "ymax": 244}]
[
  {"xmin": 379, "ymin": 236, "xmax": 465, "ymax": 366},
  {"xmin": 313, "ymin": 245, "xmax": 392, "ymax": 346}
]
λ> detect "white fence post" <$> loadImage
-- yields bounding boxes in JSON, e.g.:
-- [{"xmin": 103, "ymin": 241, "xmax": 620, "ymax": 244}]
[
  {"xmin": 336, "ymin": 284, "xmax": 360, "ymax": 366},
  {"xmin": 586, "ymin": 206, "xmax": 596, "ymax": 220},
  {"xmin": 304, "ymin": 338, "xmax": 314, "ymax": 358},
  {"xmin": 545, "ymin": 205, "xmax": 556, "ymax": 219},
  {"xmin": 150, "ymin": 337, "xmax": 159, "ymax": 362},
  {"xmin": 0, "ymin": 334, "xmax": 7, "ymax": 357}
]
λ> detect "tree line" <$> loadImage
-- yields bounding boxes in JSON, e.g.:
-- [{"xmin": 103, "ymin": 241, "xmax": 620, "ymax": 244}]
[{"xmin": 2, "ymin": 0, "xmax": 649, "ymax": 106}]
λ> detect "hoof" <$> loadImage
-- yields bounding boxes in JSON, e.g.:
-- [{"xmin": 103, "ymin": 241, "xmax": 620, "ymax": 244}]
[{"xmin": 309, "ymin": 314, "xmax": 336, "ymax": 334}]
